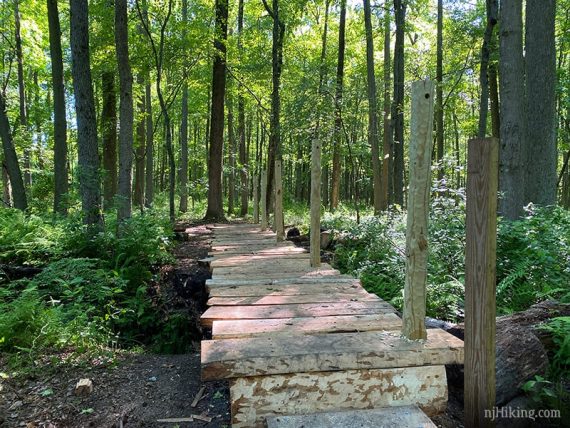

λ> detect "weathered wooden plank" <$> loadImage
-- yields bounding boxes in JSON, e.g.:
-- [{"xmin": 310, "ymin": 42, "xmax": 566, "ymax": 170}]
[
  {"xmin": 211, "ymin": 313, "xmax": 402, "ymax": 339},
  {"xmin": 208, "ymin": 246, "xmax": 307, "ymax": 257},
  {"xmin": 201, "ymin": 301, "xmax": 393, "ymax": 328},
  {"xmin": 211, "ymin": 268, "xmax": 341, "ymax": 281},
  {"xmin": 201, "ymin": 328, "xmax": 463, "ymax": 379},
  {"xmin": 212, "ymin": 261, "xmax": 334, "ymax": 276},
  {"xmin": 464, "ymin": 137, "xmax": 499, "ymax": 428},
  {"xmin": 265, "ymin": 405, "xmax": 436, "ymax": 428},
  {"xmin": 207, "ymin": 282, "xmax": 364, "ymax": 297},
  {"xmin": 209, "ymin": 253, "xmax": 309, "ymax": 267},
  {"xmin": 207, "ymin": 292, "xmax": 378, "ymax": 307},
  {"xmin": 229, "ymin": 365, "xmax": 448, "ymax": 427},
  {"xmin": 206, "ymin": 276, "xmax": 358, "ymax": 288}
]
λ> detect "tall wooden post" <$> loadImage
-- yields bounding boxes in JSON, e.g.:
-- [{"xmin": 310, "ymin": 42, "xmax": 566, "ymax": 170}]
[
  {"xmin": 464, "ymin": 137, "xmax": 499, "ymax": 428},
  {"xmin": 260, "ymin": 170, "xmax": 268, "ymax": 231},
  {"xmin": 253, "ymin": 173, "xmax": 260, "ymax": 223},
  {"xmin": 274, "ymin": 159, "xmax": 284, "ymax": 241},
  {"xmin": 402, "ymin": 80, "xmax": 434, "ymax": 341},
  {"xmin": 310, "ymin": 139, "xmax": 322, "ymax": 267}
]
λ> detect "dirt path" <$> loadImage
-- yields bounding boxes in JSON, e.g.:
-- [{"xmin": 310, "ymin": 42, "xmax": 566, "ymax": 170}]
[{"xmin": 0, "ymin": 224, "xmax": 231, "ymax": 428}]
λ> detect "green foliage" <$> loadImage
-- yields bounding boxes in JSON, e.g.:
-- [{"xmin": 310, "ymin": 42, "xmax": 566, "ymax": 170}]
[
  {"xmin": 539, "ymin": 317, "xmax": 570, "ymax": 380},
  {"xmin": 522, "ymin": 375, "xmax": 569, "ymax": 420},
  {"xmin": 496, "ymin": 206, "xmax": 570, "ymax": 313}
]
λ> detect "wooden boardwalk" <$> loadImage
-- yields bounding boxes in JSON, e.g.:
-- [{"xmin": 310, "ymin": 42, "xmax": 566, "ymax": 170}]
[{"xmin": 201, "ymin": 224, "xmax": 464, "ymax": 427}]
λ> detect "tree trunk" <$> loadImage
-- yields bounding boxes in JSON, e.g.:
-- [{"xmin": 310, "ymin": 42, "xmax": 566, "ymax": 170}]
[
  {"xmin": 205, "ymin": 0, "xmax": 228, "ymax": 220},
  {"xmin": 179, "ymin": 0, "xmax": 189, "ymax": 213},
  {"xmin": 70, "ymin": 0, "xmax": 102, "ymax": 228},
  {"xmin": 101, "ymin": 72, "xmax": 118, "ymax": 210},
  {"xmin": 489, "ymin": 61, "xmax": 500, "ymax": 139},
  {"xmin": 363, "ymin": 0, "xmax": 383, "ymax": 214},
  {"xmin": 477, "ymin": 0, "xmax": 498, "ymax": 138},
  {"xmin": 47, "ymin": 0, "xmax": 68, "ymax": 215},
  {"xmin": 436, "ymin": 0, "xmax": 444, "ymax": 180},
  {"xmin": 498, "ymin": 0, "xmax": 525, "ymax": 220},
  {"xmin": 134, "ymin": 75, "xmax": 145, "ymax": 210},
  {"xmin": 524, "ymin": 0, "xmax": 557, "ymax": 206},
  {"xmin": 238, "ymin": 0, "xmax": 248, "ymax": 217},
  {"xmin": 227, "ymin": 90, "xmax": 236, "ymax": 215},
  {"xmin": 393, "ymin": 0, "xmax": 407, "ymax": 206},
  {"xmin": 2, "ymin": 162, "xmax": 11, "ymax": 207},
  {"xmin": 382, "ymin": 3, "xmax": 392, "ymax": 208},
  {"xmin": 115, "ymin": 0, "xmax": 133, "ymax": 223},
  {"xmin": 0, "ymin": 93, "xmax": 27, "ymax": 211},
  {"xmin": 14, "ymin": 0, "xmax": 31, "ymax": 190},
  {"xmin": 144, "ymin": 81, "xmax": 153, "ymax": 207}
]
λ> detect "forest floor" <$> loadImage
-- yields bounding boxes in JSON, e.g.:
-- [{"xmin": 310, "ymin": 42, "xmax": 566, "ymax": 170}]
[
  {"xmin": 0, "ymin": 222, "xmax": 466, "ymax": 428},
  {"xmin": 0, "ymin": 223, "xmax": 231, "ymax": 428}
]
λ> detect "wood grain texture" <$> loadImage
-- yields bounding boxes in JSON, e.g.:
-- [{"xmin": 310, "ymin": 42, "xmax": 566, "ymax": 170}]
[
  {"xmin": 310, "ymin": 139, "xmax": 322, "ymax": 267},
  {"xmin": 200, "ymin": 300, "xmax": 394, "ymax": 328},
  {"xmin": 211, "ymin": 313, "xmax": 402, "ymax": 339},
  {"xmin": 402, "ymin": 80, "xmax": 435, "ymax": 340},
  {"xmin": 229, "ymin": 366, "xmax": 448, "ymax": 427},
  {"xmin": 209, "ymin": 253, "xmax": 309, "ymax": 268},
  {"xmin": 201, "ymin": 328, "xmax": 464, "ymax": 379},
  {"xmin": 207, "ymin": 282, "xmax": 364, "ymax": 297},
  {"xmin": 464, "ymin": 137, "xmax": 498, "ymax": 428},
  {"xmin": 207, "ymin": 292, "xmax": 378, "ymax": 306},
  {"xmin": 206, "ymin": 275, "xmax": 358, "ymax": 288}
]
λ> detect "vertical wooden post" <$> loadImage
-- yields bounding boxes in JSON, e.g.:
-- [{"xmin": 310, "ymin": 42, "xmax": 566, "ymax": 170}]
[
  {"xmin": 274, "ymin": 159, "xmax": 284, "ymax": 241},
  {"xmin": 465, "ymin": 137, "xmax": 499, "ymax": 428},
  {"xmin": 260, "ymin": 170, "xmax": 268, "ymax": 231},
  {"xmin": 253, "ymin": 173, "xmax": 259, "ymax": 223},
  {"xmin": 310, "ymin": 139, "xmax": 322, "ymax": 267},
  {"xmin": 402, "ymin": 80, "xmax": 435, "ymax": 341}
]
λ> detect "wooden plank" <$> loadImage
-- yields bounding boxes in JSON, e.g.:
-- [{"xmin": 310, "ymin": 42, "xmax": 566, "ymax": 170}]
[
  {"xmin": 211, "ymin": 313, "xmax": 402, "ymax": 339},
  {"xmin": 207, "ymin": 282, "xmax": 364, "ymax": 297},
  {"xmin": 211, "ymin": 268, "xmax": 341, "ymax": 281},
  {"xmin": 266, "ymin": 405, "xmax": 436, "ymax": 428},
  {"xmin": 212, "ymin": 261, "xmax": 334, "ymax": 276},
  {"xmin": 464, "ymin": 137, "xmax": 499, "ymax": 428},
  {"xmin": 208, "ymin": 247, "xmax": 307, "ymax": 257},
  {"xmin": 229, "ymin": 365, "xmax": 448, "ymax": 427},
  {"xmin": 207, "ymin": 292, "xmax": 379, "ymax": 306},
  {"xmin": 201, "ymin": 328, "xmax": 464, "ymax": 379},
  {"xmin": 402, "ymin": 79, "xmax": 434, "ymax": 341},
  {"xmin": 209, "ymin": 253, "xmax": 309, "ymax": 267},
  {"xmin": 206, "ymin": 276, "xmax": 358, "ymax": 288},
  {"xmin": 201, "ymin": 301, "xmax": 393, "ymax": 328}
]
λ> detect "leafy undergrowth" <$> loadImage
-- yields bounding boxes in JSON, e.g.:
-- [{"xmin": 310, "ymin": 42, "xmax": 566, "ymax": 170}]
[
  {"xmin": 0, "ymin": 206, "xmax": 202, "ymax": 374},
  {"xmin": 319, "ymin": 198, "xmax": 570, "ymax": 323}
]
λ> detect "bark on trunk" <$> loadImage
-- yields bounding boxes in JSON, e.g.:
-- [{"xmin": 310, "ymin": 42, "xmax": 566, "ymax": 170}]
[
  {"xmin": 205, "ymin": 0, "xmax": 228, "ymax": 220},
  {"xmin": 144, "ymin": 82, "xmax": 153, "ymax": 207},
  {"xmin": 227, "ymin": 90, "xmax": 236, "ymax": 215},
  {"xmin": 363, "ymin": 0, "xmax": 383, "ymax": 214},
  {"xmin": 0, "ymin": 93, "xmax": 27, "ymax": 211},
  {"xmin": 47, "ymin": 0, "xmax": 68, "ymax": 215},
  {"xmin": 134, "ymin": 76, "xmax": 145, "ymax": 210},
  {"xmin": 498, "ymin": 0, "xmax": 525, "ymax": 220},
  {"xmin": 477, "ymin": 0, "xmax": 498, "ymax": 139},
  {"xmin": 383, "ymin": 4, "xmax": 392, "ymax": 207},
  {"xmin": 70, "ymin": 0, "xmax": 102, "ymax": 228},
  {"xmin": 179, "ymin": 0, "xmax": 189, "ymax": 213},
  {"xmin": 115, "ymin": 0, "xmax": 133, "ymax": 223},
  {"xmin": 524, "ymin": 0, "xmax": 557, "ymax": 206},
  {"xmin": 101, "ymin": 72, "xmax": 118, "ymax": 210},
  {"xmin": 238, "ymin": 0, "xmax": 248, "ymax": 217},
  {"xmin": 436, "ymin": 0, "xmax": 444, "ymax": 180},
  {"xmin": 393, "ymin": 0, "xmax": 407, "ymax": 206}
]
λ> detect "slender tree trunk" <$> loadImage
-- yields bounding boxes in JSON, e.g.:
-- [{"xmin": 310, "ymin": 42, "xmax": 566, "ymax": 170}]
[
  {"xmin": 14, "ymin": 0, "xmax": 31, "ymax": 190},
  {"xmin": 115, "ymin": 0, "xmax": 133, "ymax": 223},
  {"xmin": 2, "ymin": 162, "xmax": 11, "ymax": 207},
  {"xmin": 144, "ymin": 82, "xmax": 153, "ymax": 207},
  {"xmin": 227, "ymin": 90, "xmax": 236, "ymax": 215},
  {"xmin": 101, "ymin": 72, "xmax": 118, "ymax": 210},
  {"xmin": 524, "ymin": 0, "xmax": 557, "ymax": 206},
  {"xmin": 237, "ymin": 0, "xmax": 248, "ymax": 217},
  {"xmin": 70, "ymin": 0, "xmax": 102, "ymax": 228},
  {"xmin": 498, "ymin": 0, "xmax": 525, "ymax": 219},
  {"xmin": 489, "ymin": 61, "xmax": 500, "ymax": 138},
  {"xmin": 363, "ymin": 0, "xmax": 383, "ymax": 213},
  {"xmin": 205, "ymin": 0, "xmax": 228, "ymax": 220},
  {"xmin": 436, "ymin": 0, "xmax": 445, "ymax": 179},
  {"xmin": 179, "ymin": 0, "xmax": 189, "ymax": 213},
  {"xmin": 393, "ymin": 0, "xmax": 407, "ymax": 206},
  {"xmin": 134, "ymin": 75, "xmax": 145, "ymax": 210},
  {"xmin": 0, "ymin": 93, "xmax": 27, "ymax": 211},
  {"xmin": 477, "ymin": 0, "xmax": 498, "ymax": 138},
  {"xmin": 383, "ymin": 3, "xmax": 392, "ymax": 207},
  {"xmin": 47, "ymin": 0, "xmax": 68, "ymax": 215}
]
